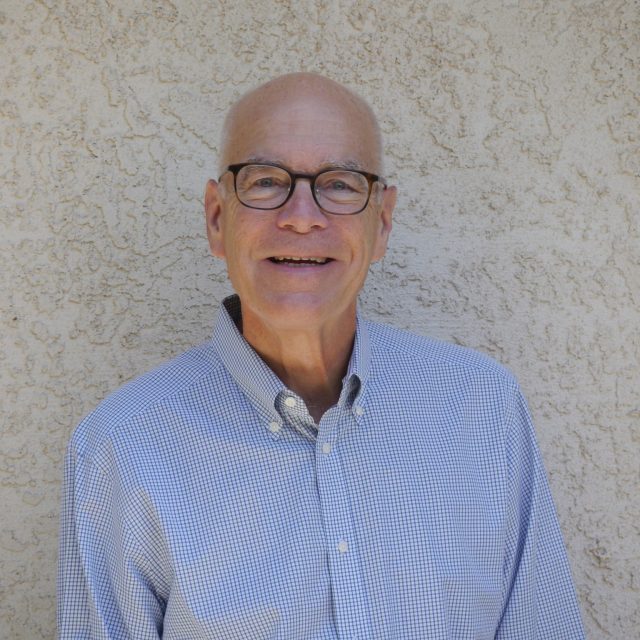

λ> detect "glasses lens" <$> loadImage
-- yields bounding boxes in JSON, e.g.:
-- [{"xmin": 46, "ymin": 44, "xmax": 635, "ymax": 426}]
[
  {"xmin": 315, "ymin": 170, "xmax": 370, "ymax": 214},
  {"xmin": 236, "ymin": 165, "xmax": 291, "ymax": 209}
]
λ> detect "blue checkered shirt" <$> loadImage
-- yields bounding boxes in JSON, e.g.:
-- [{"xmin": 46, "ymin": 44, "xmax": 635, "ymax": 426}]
[{"xmin": 58, "ymin": 295, "xmax": 585, "ymax": 639}]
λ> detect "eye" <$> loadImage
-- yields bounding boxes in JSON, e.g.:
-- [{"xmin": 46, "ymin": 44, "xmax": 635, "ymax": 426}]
[
  {"xmin": 328, "ymin": 180, "xmax": 351, "ymax": 191},
  {"xmin": 256, "ymin": 177, "xmax": 275, "ymax": 188},
  {"xmin": 316, "ymin": 171, "xmax": 367, "ymax": 197},
  {"xmin": 236, "ymin": 165, "xmax": 291, "ymax": 193}
]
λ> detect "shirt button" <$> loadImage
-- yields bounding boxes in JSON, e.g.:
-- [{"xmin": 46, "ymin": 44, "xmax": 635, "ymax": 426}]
[
  {"xmin": 354, "ymin": 406, "xmax": 364, "ymax": 416},
  {"xmin": 337, "ymin": 540, "xmax": 349, "ymax": 553},
  {"xmin": 322, "ymin": 442, "xmax": 332, "ymax": 454},
  {"xmin": 284, "ymin": 397, "xmax": 296, "ymax": 408},
  {"xmin": 268, "ymin": 421, "xmax": 281, "ymax": 433}
]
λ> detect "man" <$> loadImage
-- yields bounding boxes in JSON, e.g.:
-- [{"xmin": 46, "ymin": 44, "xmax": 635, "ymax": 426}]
[{"xmin": 58, "ymin": 73, "xmax": 586, "ymax": 639}]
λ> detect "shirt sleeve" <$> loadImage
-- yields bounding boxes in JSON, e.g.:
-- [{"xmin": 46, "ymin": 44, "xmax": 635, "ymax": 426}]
[
  {"xmin": 496, "ymin": 387, "xmax": 586, "ymax": 639},
  {"xmin": 57, "ymin": 438, "xmax": 166, "ymax": 639}
]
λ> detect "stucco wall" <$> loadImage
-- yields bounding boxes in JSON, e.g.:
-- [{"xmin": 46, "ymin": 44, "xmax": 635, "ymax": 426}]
[{"xmin": 1, "ymin": 1, "xmax": 638, "ymax": 637}]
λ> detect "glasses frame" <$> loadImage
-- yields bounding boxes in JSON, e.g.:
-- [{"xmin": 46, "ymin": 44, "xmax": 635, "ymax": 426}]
[{"xmin": 219, "ymin": 162, "xmax": 387, "ymax": 215}]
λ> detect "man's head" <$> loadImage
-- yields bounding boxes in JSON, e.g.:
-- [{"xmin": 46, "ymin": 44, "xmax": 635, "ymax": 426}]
[{"xmin": 205, "ymin": 72, "xmax": 396, "ymax": 336}]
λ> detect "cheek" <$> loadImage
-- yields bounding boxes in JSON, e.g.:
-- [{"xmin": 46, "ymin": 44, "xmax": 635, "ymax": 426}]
[
  {"xmin": 220, "ymin": 220, "xmax": 270, "ymax": 289},
  {"xmin": 359, "ymin": 212, "xmax": 385, "ymax": 257},
  {"xmin": 220, "ymin": 210, "xmax": 253, "ymax": 260}
]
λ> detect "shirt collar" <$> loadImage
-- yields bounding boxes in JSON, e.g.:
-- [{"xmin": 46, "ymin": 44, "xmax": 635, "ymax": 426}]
[
  {"xmin": 211, "ymin": 295, "xmax": 286, "ymax": 424},
  {"xmin": 211, "ymin": 294, "xmax": 371, "ymax": 425},
  {"xmin": 340, "ymin": 310, "xmax": 370, "ymax": 407}
]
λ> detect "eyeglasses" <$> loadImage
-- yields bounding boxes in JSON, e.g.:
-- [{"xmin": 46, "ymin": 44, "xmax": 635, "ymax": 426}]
[{"xmin": 219, "ymin": 163, "xmax": 387, "ymax": 215}]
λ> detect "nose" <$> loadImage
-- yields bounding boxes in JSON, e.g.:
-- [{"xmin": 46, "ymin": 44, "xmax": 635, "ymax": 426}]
[{"xmin": 275, "ymin": 178, "xmax": 328, "ymax": 232}]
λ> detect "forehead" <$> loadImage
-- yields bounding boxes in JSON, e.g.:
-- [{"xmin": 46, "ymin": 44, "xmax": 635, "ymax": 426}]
[{"xmin": 225, "ymin": 91, "xmax": 379, "ymax": 172}]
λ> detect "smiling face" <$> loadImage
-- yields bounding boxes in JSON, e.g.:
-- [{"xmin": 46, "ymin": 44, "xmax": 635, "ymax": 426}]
[{"xmin": 205, "ymin": 74, "xmax": 396, "ymax": 337}]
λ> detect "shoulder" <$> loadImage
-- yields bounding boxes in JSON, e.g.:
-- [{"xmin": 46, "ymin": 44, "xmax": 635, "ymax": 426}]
[
  {"xmin": 69, "ymin": 341, "xmax": 224, "ymax": 461},
  {"xmin": 363, "ymin": 319, "xmax": 518, "ymax": 389},
  {"xmin": 361, "ymin": 320, "xmax": 530, "ymax": 441}
]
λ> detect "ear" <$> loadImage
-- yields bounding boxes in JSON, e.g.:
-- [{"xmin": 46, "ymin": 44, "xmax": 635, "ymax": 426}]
[
  {"xmin": 204, "ymin": 179, "xmax": 226, "ymax": 258},
  {"xmin": 372, "ymin": 184, "xmax": 396, "ymax": 262}
]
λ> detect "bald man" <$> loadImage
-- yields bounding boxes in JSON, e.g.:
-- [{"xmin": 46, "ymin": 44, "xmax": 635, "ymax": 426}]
[{"xmin": 58, "ymin": 73, "xmax": 585, "ymax": 639}]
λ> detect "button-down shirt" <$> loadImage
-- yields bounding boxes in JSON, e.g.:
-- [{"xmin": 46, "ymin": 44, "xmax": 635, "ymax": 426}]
[{"xmin": 58, "ymin": 295, "xmax": 585, "ymax": 639}]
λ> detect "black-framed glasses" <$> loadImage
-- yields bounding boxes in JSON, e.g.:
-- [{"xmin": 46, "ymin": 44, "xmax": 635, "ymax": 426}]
[{"xmin": 219, "ymin": 163, "xmax": 387, "ymax": 215}]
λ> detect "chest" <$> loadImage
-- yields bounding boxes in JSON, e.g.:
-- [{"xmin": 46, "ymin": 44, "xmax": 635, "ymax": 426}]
[{"xmin": 132, "ymin": 402, "xmax": 507, "ymax": 639}]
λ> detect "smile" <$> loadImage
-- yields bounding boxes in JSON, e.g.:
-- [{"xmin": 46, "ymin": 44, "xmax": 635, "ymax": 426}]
[{"xmin": 269, "ymin": 256, "xmax": 332, "ymax": 265}]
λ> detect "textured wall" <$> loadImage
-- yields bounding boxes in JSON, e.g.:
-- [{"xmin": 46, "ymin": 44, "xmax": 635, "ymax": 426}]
[{"xmin": 1, "ymin": 1, "xmax": 638, "ymax": 637}]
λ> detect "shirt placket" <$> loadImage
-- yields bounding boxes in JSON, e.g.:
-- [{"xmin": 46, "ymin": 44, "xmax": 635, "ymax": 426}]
[{"xmin": 314, "ymin": 405, "xmax": 373, "ymax": 640}]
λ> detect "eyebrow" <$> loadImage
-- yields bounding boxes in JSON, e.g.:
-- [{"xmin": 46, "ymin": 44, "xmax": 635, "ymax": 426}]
[{"xmin": 244, "ymin": 156, "xmax": 366, "ymax": 172}]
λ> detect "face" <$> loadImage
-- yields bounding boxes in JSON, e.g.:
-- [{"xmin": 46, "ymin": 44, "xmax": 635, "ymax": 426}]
[{"xmin": 205, "ymin": 85, "xmax": 396, "ymax": 336}]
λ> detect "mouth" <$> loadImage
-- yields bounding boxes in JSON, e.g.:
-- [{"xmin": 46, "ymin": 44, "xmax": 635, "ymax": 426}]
[{"xmin": 268, "ymin": 256, "xmax": 333, "ymax": 266}]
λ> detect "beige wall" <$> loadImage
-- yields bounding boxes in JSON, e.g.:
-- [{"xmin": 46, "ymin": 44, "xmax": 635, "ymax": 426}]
[{"xmin": 1, "ymin": 1, "xmax": 638, "ymax": 637}]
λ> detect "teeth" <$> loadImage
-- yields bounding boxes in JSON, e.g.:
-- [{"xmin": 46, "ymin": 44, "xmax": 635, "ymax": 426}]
[{"xmin": 271, "ymin": 256, "xmax": 329, "ymax": 264}]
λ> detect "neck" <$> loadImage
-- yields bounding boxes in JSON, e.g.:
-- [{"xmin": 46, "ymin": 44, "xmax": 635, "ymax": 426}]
[{"xmin": 240, "ymin": 307, "xmax": 356, "ymax": 423}]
